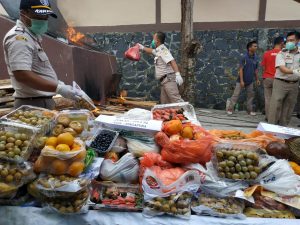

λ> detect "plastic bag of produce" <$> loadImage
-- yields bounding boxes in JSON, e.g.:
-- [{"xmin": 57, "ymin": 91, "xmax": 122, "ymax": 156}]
[
  {"xmin": 100, "ymin": 153, "xmax": 139, "ymax": 183},
  {"xmin": 191, "ymin": 192, "xmax": 246, "ymax": 219},
  {"xmin": 33, "ymin": 174, "xmax": 89, "ymax": 198},
  {"xmin": 34, "ymin": 138, "xmax": 86, "ymax": 177},
  {"xmin": 111, "ymin": 137, "xmax": 127, "ymax": 153},
  {"xmin": 243, "ymin": 186, "xmax": 296, "ymax": 219},
  {"xmin": 124, "ymin": 44, "xmax": 140, "ymax": 61},
  {"xmin": 256, "ymin": 159, "xmax": 300, "ymax": 195},
  {"xmin": 120, "ymin": 108, "xmax": 152, "ymax": 121},
  {"xmin": 142, "ymin": 168, "xmax": 201, "ymax": 219},
  {"xmin": 212, "ymin": 142, "xmax": 265, "ymax": 181},
  {"xmin": 186, "ymin": 162, "xmax": 248, "ymax": 198},
  {"xmin": 0, "ymin": 182, "xmax": 19, "ymax": 199},
  {"xmin": 43, "ymin": 187, "xmax": 89, "ymax": 214},
  {"xmin": 139, "ymin": 152, "xmax": 173, "ymax": 187},
  {"xmin": 161, "ymin": 135, "xmax": 213, "ymax": 165},
  {"xmin": 123, "ymin": 132, "xmax": 159, "ymax": 157},
  {"xmin": 0, "ymin": 162, "xmax": 35, "ymax": 187}
]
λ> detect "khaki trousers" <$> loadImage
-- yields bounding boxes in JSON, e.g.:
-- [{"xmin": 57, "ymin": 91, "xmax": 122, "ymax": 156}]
[
  {"xmin": 228, "ymin": 82, "xmax": 254, "ymax": 112},
  {"xmin": 268, "ymin": 79, "xmax": 299, "ymax": 126},
  {"xmin": 160, "ymin": 74, "xmax": 184, "ymax": 104},
  {"xmin": 263, "ymin": 78, "xmax": 274, "ymax": 119},
  {"xmin": 14, "ymin": 98, "xmax": 55, "ymax": 110}
]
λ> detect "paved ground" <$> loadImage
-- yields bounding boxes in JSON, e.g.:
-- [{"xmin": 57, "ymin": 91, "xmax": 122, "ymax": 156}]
[{"xmin": 195, "ymin": 109, "xmax": 300, "ymax": 133}]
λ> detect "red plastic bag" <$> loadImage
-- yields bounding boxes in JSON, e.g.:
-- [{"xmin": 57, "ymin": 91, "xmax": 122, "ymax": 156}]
[
  {"xmin": 148, "ymin": 166, "xmax": 185, "ymax": 186},
  {"xmin": 125, "ymin": 44, "xmax": 140, "ymax": 61},
  {"xmin": 161, "ymin": 136, "xmax": 213, "ymax": 165}
]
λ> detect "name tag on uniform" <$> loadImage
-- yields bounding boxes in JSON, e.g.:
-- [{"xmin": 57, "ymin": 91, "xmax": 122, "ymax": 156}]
[{"xmin": 285, "ymin": 54, "xmax": 293, "ymax": 64}]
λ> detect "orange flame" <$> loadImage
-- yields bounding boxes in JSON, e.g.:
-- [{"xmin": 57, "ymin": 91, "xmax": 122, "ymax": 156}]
[
  {"xmin": 66, "ymin": 27, "xmax": 85, "ymax": 44},
  {"xmin": 119, "ymin": 93, "xmax": 126, "ymax": 104}
]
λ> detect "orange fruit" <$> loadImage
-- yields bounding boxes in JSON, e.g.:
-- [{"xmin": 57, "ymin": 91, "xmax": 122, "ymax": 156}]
[
  {"xmin": 56, "ymin": 144, "xmax": 71, "ymax": 152},
  {"xmin": 181, "ymin": 126, "xmax": 194, "ymax": 139},
  {"xmin": 73, "ymin": 150, "xmax": 86, "ymax": 161},
  {"xmin": 163, "ymin": 120, "xmax": 183, "ymax": 136},
  {"xmin": 52, "ymin": 159, "xmax": 68, "ymax": 175},
  {"xmin": 34, "ymin": 157, "xmax": 43, "ymax": 173},
  {"xmin": 45, "ymin": 137, "xmax": 58, "ymax": 147},
  {"xmin": 71, "ymin": 143, "xmax": 81, "ymax": 151},
  {"xmin": 68, "ymin": 162, "xmax": 84, "ymax": 177},
  {"xmin": 42, "ymin": 156, "xmax": 55, "ymax": 164},
  {"xmin": 57, "ymin": 133, "xmax": 74, "ymax": 146}
]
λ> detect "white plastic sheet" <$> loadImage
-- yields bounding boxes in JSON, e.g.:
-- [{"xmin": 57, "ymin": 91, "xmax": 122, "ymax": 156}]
[{"xmin": 0, "ymin": 206, "xmax": 299, "ymax": 225}]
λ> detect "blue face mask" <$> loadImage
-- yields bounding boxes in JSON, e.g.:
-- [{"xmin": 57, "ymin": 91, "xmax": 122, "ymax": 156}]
[
  {"xmin": 151, "ymin": 40, "xmax": 156, "ymax": 49},
  {"xmin": 29, "ymin": 19, "xmax": 48, "ymax": 35},
  {"xmin": 286, "ymin": 42, "xmax": 296, "ymax": 51},
  {"xmin": 22, "ymin": 14, "xmax": 48, "ymax": 35}
]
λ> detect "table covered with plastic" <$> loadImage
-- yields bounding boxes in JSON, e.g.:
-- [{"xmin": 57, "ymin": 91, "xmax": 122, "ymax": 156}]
[{"xmin": 0, "ymin": 206, "xmax": 299, "ymax": 225}]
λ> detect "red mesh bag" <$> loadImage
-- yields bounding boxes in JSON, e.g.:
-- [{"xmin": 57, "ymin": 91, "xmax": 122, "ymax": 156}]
[
  {"xmin": 125, "ymin": 44, "xmax": 141, "ymax": 61},
  {"xmin": 161, "ymin": 136, "xmax": 213, "ymax": 165}
]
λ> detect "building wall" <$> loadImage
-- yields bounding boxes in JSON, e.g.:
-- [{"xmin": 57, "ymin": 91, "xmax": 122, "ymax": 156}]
[{"xmin": 89, "ymin": 27, "xmax": 296, "ymax": 110}]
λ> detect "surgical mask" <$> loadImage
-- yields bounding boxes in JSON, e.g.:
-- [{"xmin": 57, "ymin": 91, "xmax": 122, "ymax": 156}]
[
  {"xmin": 286, "ymin": 42, "xmax": 296, "ymax": 51},
  {"xmin": 22, "ymin": 14, "xmax": 48, "ymax": 35},
  {"xmin": 151, "ymin": 40, "xmax": 156, "ymax": 49}
]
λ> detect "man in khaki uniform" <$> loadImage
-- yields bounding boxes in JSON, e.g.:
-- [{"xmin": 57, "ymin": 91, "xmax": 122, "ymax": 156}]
[
  {"xmin": 137, "ymin": 32, "xmax": 184, "ymax": 104},
  {"xmin": 268, "ymin": 31, "xmax": 300, "ymax": 126},
  {"xmin": 3, "ymin": 0, "xmax": 79, "ymax": 109}
]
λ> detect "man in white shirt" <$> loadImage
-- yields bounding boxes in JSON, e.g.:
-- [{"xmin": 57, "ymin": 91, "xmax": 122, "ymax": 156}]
[{"xmin": 138, "ymin": 32, "xmax": 184, "ymax": 104}]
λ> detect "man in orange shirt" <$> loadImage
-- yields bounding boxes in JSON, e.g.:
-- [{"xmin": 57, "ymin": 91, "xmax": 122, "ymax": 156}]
[{"xmin": 261, "ymin": 37, "xmax": 285, "ymax": 120}]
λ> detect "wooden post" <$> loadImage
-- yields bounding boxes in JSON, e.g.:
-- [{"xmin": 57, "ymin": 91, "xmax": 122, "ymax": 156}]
[{"xmin": 180, "ymin": 0, "xmax": 201, "ymax": 104}]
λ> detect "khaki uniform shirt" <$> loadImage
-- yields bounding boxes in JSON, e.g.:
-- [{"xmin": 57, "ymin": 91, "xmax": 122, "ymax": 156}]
[
  {"xmin": 153, "ymin": 44, "xmax": 175, "ymax": 79},
  {"xmin": 275, "ymin": 49, "xmax": 300, "ymax": 81},
  {"xmin": 3, "ymin": 20, "xmax": 57, "ymax": 98}
]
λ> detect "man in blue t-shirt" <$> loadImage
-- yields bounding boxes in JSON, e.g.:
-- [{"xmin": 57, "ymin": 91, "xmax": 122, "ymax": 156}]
[{"xmin": 226, "ymin": 41, "xmax": 260, "ymax": 115}]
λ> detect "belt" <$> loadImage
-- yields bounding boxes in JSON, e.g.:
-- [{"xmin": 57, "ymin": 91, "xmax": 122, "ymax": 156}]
[
  {"xmin": 15, "ymin": 96, "xmax": 53, "ymax": 100},
  {"xmin": 275, "ymin": 78, "xmax": 298, "ymax": 84},
  {"xmin": 159, "ymin": 72, "xmax": 174, "ymax": 83}
]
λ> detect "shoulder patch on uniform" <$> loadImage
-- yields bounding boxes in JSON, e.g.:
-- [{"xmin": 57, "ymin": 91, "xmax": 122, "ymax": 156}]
[{"xmin": 15, "ymin": 35, "xmax": 27, "ymax": 41}]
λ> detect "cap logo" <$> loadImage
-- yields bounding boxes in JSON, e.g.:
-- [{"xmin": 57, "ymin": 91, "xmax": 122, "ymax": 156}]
[{"xmin": 40, "ymin": 0, "xmax": 49, "ymax": 6}]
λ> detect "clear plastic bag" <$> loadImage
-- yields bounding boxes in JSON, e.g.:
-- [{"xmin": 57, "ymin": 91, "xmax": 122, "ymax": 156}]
[
  {"xmin": 0, "ymin": 182, "xmax": 19, "ymax": 199},
  {"xmin": 256, "ymin": 159, "xmax": 300, "ymax": 195},
  {"xmin": 43, "ymin": 187, "xmax": 89, "ymax": 214},
  {"xmin": 191, "ymin": 192, "xmax": 246, "ymax": 219},
  {"xmin": 53, "ymin": 110, "xmax": 94, "ymax": 137},
  {"xmin": 1, "ymin": 105, "xmax": 56, "ymax": 135},
  {"xmin": 100, "ymin": 153, "xmax": 139, "ymax": 183},
  {"xmin": 142, "ymin": 168, "xmax": 201, "ymax": 219},
  {"xmin": 73, "ymin": 81, "xmax": 97, "ymax": 111},
  {"xmin": 34, "ymin": 139, "xmax": 86, "ymax": 177},
  {"xmin": 0, "ymin": 121, "xmax": 37, "ymax": 163},
  {"xmin": 186, "ymin": 162, "xmax": 248, "ymax": 198},
  {"xmin": 111, "ymin": 137, "xmax": 127, "ymax": 153},
  {"xmin": 0, "ymin": 161, "xmax": 35, "ymax": 186},
  {"xmin": 212, "ymin": 142, "xmax": 264, "ymax": 181},
  {"xmin": 34, "ymin": 174, "xmax": 89, "ymax": 198}
]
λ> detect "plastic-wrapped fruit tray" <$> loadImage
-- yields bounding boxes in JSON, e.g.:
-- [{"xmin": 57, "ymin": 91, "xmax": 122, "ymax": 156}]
[
  {"xmin": 151, "ymin": 102, "xmax": 200, "ymax": 125},
  {"xmin": 213, "ymin": 142, "xmax": 262, "ymax": 181},
  {"xmin": 1, "ymin": 105, "xmax": 56, "ymax": 136},
  {"xmin": 86, "ymin": 128, "xmax": 118, "ymax": 155},
  {"xmin": 0, "ymin": 121, "xmax": 37, "ymax": 163},
  {"xmin": 89, "ymin": 180, "xmax": 143, "ymax": 212}
]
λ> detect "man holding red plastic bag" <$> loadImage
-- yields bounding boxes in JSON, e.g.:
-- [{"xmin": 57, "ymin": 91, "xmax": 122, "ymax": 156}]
[{"xmin": 137, "ymin": 32, "xmax": 184, "ymax": 104}]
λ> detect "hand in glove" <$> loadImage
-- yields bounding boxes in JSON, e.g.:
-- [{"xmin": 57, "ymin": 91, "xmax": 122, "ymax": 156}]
[
  {"xmin": 293, "ymin": 69, "xmax": 300, "ymax": 77},
  {"xmin": 137, "ymin": 43, "xmax": 144, "ymax": 50},
  {"xmin": 56, "ymin": 81, "xmax": 80, "ymax": 100},
  {"xmin": 175, "ymin": 72, "xmax": 183, "ymax": 86}
]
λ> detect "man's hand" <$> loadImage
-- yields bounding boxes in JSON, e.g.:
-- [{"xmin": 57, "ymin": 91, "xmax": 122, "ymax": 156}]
[
  {"xmin": 56, "ymin": 81, "xmax": 80, "ymax": 100},
  {"xmin": 175, "ymin": 72, "xmax": 183, "ymax": 86},
  {"xmin": 240, "ymin": 81, "xmax": 245, "ymax": 88},
  {"xmin": 256, "ymin": 80, "xmax": 261, "ymax": 86},
  {"xmin": 137, "ymin": 43, "xmax": 144, "ymax": 51},
  {"xmin": 293, "ymin": 69, "xmax": 300, "ymax": 77}
]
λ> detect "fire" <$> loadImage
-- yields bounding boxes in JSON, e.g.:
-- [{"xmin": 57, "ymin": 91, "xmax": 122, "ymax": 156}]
[
  {"xmin": 119, "ymin": 93, "xmax": 126, "ymax": 104},
  {"xmin": 66, "ymin": 27, "xmax": 85, "ymax": 44}
]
